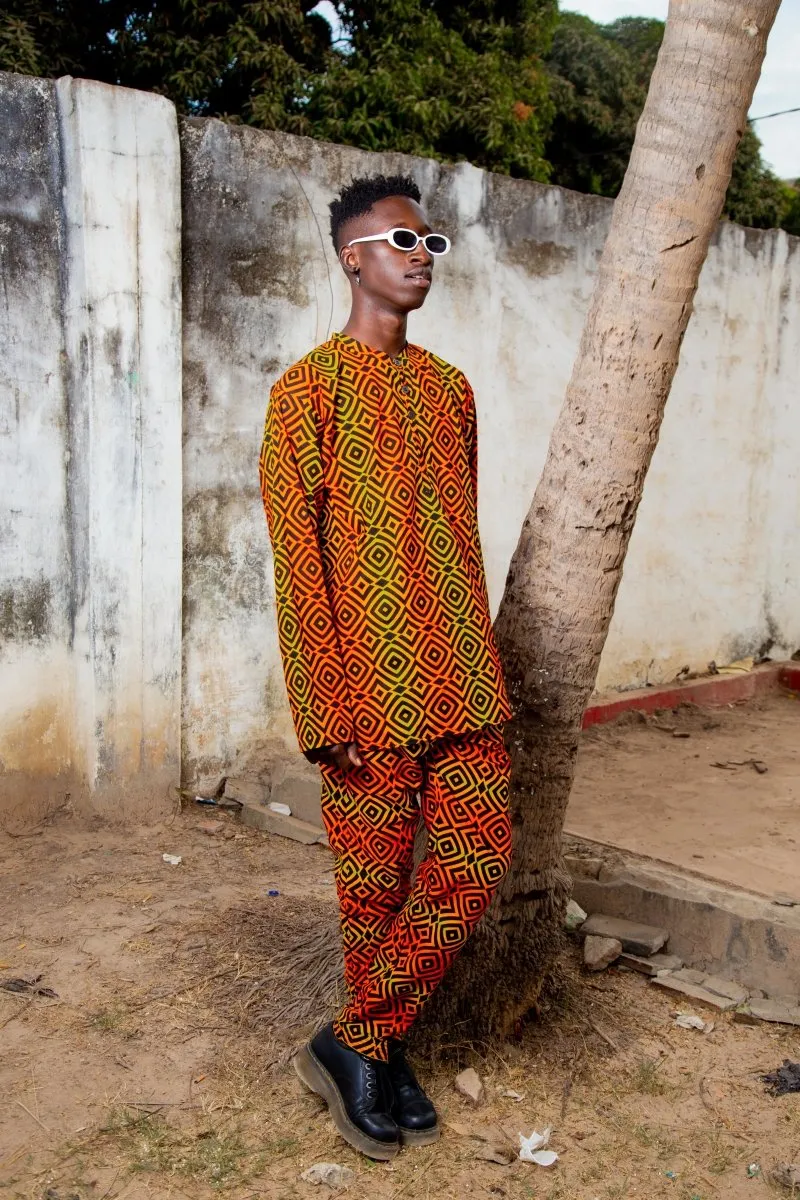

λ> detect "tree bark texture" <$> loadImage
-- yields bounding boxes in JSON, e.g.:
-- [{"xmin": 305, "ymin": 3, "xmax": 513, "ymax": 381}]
[{"xmin": 415, "ymin": 0, "xmax": 782, "ymax": 1046}]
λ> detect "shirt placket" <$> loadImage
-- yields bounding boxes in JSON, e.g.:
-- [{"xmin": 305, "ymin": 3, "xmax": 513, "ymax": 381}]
[{"xmin": 390, "ymin": 354, "xmax": 433, "ymax": 505}]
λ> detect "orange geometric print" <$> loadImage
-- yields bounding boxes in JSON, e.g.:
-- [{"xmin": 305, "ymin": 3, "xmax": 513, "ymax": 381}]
[
  {"xmin": 322, "ymin": 725, "xmax": 512, "ymax": 1060},
  {"xmin": 259, "ymin": 333, "xmax": 511, "ymax": 754}
]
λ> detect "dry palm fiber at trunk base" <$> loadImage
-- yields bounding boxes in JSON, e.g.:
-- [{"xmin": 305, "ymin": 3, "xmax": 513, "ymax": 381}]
[
  {"xmin": 197, "ymin": 897, "xmax": 344, "ymax": 1034},
  {"xmin": 762, "ymin": 1060, "xmax": 800, "ymax": 1096}
]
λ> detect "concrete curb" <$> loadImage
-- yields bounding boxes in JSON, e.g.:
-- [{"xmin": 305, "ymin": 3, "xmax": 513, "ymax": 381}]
[
  {"xmin": 582, "ymin": 661, "xmax": 800, "ymax": 729},
  {"xmin": 571, "ymin": 854, "xmax": 800, "ymax": 1000}
]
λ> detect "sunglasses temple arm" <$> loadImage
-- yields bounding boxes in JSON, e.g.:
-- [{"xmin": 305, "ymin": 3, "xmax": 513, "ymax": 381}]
[{"xmin": 347, "ymin": 233, "xmax": 390, "ymax": 246}]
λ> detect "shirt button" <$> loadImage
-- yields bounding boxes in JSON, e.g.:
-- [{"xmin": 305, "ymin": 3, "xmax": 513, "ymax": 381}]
[{"xmin": 399, "ymin": 384, "xmax": 412, "ymax": 397}]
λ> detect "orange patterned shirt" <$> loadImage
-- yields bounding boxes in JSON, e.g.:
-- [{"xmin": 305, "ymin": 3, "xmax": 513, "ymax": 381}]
[{"xmin": 259, "ymin": 333, "xmax": 510, "ymax": 753}]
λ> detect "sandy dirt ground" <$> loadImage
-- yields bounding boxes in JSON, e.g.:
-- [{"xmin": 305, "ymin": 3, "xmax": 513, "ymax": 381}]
[
  {"xmin": 568, "ymin": 692, "xmax": 800, "ymax": 899},
  {"xmin": 2, "ymin": 773, "xmax": 800, "ymax": 1200}
]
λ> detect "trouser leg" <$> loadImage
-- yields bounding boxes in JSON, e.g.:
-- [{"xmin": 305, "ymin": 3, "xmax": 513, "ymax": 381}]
[
  {"xmin": 320, "ymin": 749, "xmax": 423, "ymax": 998},
  {"xmin": 333, "ymin": 725, "xmax": 512, "ymax": 1061}
]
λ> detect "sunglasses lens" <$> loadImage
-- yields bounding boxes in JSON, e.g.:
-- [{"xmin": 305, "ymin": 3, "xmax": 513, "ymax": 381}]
[
  {"xmin": 424, "ymin": 234, "xmax": 449, "ymax": 255},
  {"xmin": 391, "ymin": 229, "xmax": 419, "ymax": 250}
]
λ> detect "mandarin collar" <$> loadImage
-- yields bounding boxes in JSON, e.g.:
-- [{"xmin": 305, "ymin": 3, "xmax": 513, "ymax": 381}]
[{"xmin": 333, "ymin": 332, "xmax": 421, "ymax": 368}]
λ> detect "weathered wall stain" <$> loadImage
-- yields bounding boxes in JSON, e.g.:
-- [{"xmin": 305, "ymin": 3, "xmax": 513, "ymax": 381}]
[
  {"xmin": 0, "ymin": 578, "xmax": 53, "ymax": 642},
  {"xmin": 2, "ymin": 75, "xmax": 800, "ymax": 813}
]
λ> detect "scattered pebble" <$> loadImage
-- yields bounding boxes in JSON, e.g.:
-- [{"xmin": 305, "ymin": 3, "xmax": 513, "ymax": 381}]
[
  {"xmin": 771, "ymin": 1162, "xmax": 800, "ymax": 1189},
  {"xmin": 198, "ymin": 820, "xmax": 224, "ymax": 836},
  {"xmin": 583, "ymin": 934, "xmax": 622, "ymax": 971},
  {"xmin": 161, "ymin": 853, "xmax": 182, "ymax": 866},
  {"xmin": 454, "ymin": 1066, "xmax": 485, "ymax": 1105}
]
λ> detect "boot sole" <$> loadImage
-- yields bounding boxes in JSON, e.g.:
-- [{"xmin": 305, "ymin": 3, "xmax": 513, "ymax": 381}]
[
  {"xmin": 293, "ymin": 1045, "xmax": 400, "ymax": 1161},
  {"xmin": 399, "ymin": 1123, "xmax": 441, "ymax": 1147}
]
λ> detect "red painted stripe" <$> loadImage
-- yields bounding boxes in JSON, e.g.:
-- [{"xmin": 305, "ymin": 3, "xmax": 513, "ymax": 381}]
[{"xmin": 581, "ymin": 662, "xmax": 798, "ymax": 730}]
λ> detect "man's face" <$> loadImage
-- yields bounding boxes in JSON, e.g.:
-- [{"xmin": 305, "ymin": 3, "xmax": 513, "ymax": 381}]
[{"xmin": 339, "ymin": 195, "xmax": 438, "ymax": 313}]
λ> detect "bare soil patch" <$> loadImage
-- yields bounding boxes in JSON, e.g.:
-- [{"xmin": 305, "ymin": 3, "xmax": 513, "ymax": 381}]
[
  {"xmin": 568, "ymin": 692, "xmax": 800, "ymax": 898},
  {"xmin": 2, "ymin": 794, "xmax": 800, "ymax": 1200}
]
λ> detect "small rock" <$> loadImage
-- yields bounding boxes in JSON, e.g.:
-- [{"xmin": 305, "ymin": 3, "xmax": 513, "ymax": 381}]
[
  {"xmin": 564, "ymin": 900, "xmax": 587, "ymax": 931},
  {"xmin": 300, "ymin": 1162, "xmax": 355, "ymax": 1187},
  {"xmin": 198, "ymin": 820, "xmax": 224, "ymax": 836},
  {"xmin": 580, "ymin": 914, "xmax": 668, "ymax": 956},
  {"xmin": 455, "ymin": 1067, "xmax": 485, "ymax": 1105},
  {"xmin": 619, "ymin": 952, "xmax": 684, "ymax": 976},
  {"xmin": 771, "ymin": 1162, "xmax": 800, "ymax": 1188},
  {"xmin": 583, "ymin": 935, "xmax": 622, "ymax": 971}
]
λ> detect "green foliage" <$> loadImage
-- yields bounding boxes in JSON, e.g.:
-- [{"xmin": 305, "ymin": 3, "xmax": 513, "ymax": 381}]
[
  {"xmin": 0, "ymin": 0, "xmax": 795, "ymax": 230},
  {"xmin": 545, "ymin": 12, "xmax": 658, "ymax": 197},
  {"xmin": 725, "ymin": 126, "xmax": 796, "ymax": 230},
  {"xmin": 306, "ymin": 0, "xmax": 557, "ymax": 179},
  {"xmin": 544, "ymin": 11, "xmax": 796, "ymax": 232},
  {"xmin": 0, "ymin": 1, "xmax": 333, "ymax": 131}
]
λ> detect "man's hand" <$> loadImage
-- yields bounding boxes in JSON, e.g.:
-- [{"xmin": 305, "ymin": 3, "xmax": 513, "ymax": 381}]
[{"xmin": 305, "ymin": 741, "xmax": 363, "ymax": 771}]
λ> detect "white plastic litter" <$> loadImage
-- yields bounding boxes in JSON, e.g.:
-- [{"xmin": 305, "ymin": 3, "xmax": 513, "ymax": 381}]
[
  {"xmin": 519, "ymin": 1128, "xmax": 559, "ymax": 1166},
  {"xmin": 161, "ymin": 853, "xmax": 182, "ymax": 866},
  {"xmin": 268, "ymin": 802, "xmax": 292, "ymax": 816},
  {"xmin": 300, "ymin": 1162, "xmax": 355, "ymax": 1187},
  {"xmin": 674, "ymin": 1012, "xmax": 712, "ymax": 1032}
]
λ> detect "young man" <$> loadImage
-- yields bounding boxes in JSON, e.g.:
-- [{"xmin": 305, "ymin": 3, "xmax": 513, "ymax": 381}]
[{"xmin": 259, "ymin": 174, "xmax": 512, "ymax": 1160}]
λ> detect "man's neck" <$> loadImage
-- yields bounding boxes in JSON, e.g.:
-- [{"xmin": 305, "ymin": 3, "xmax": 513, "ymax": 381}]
[{"xmin": 341, "ymin": 305, "xmax": 408, "ymax": 359}]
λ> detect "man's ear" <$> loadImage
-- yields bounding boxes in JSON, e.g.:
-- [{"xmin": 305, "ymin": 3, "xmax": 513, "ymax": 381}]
[{"xmin": 339, "ymin": 244, "xmax": 360, "ymax": 277}]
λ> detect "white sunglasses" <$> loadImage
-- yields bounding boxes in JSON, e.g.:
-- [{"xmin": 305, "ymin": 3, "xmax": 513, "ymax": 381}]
[{"xmin": 346, "ymin": 227, "xmax": 451, "ymax": 256}]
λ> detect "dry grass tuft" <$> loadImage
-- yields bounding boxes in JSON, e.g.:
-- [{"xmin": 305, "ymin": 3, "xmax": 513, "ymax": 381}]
[{"xmin": 193, "ymin": 896, "xmax": 344, "ymax": 1047}]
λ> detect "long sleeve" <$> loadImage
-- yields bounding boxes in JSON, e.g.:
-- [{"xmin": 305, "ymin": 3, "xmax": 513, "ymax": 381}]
[
  {"xmin": 259, "ymin": 380, "xmax": 354, "ymax": 753},
  {"xmin": 462, "ymin": 377, "xmax": 479, "ymax": 505}
]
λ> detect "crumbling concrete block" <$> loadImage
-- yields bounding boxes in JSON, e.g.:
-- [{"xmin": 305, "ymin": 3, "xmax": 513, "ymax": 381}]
[
  {"xmin": 564, "ymin": 854, "xmax": 604, "ymax": 880},
  {"xmin": 671, "ymin": 970, "xmax": 748, "ymax": 1005},
  {"xmin": 619, "ymin": 952, "xmax": 684, "ymax": 976},
  {"xmin": 733, "ymin": 999, "xmax": 800, "ymax": 1027},
  {"xmin": 581, "ymin": 914, "xmax": 668, "ymax": 956},
  {"xmin": 224, "ymin": 777, "xmax": 268, "ymax": 805},
  {"xmin": 270, "ymin": 765, "xmax": 322, "ymax": 827},
  {"xmin": 240, "ymin": 801, "xmax": 326, "ymax": 845},
  {"xmin": 650, "ymin": 974, "xmax": 739, "ymax": 1011}
]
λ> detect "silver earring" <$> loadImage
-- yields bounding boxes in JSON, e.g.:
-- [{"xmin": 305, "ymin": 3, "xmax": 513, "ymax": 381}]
[{"xmin": 354, "ymin": 271, "xmax": 361, "ymax": 287}]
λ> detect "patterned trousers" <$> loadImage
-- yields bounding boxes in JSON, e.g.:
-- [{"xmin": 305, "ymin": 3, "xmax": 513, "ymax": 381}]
[{"xmin": 319, "ymin": 725, "xmax": 512, "ymax": 1061}]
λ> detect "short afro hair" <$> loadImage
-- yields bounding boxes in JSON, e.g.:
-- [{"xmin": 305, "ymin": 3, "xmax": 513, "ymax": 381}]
[{"xmin": 329, "ymin": 173, "xmax": 422, "ymax": 251}]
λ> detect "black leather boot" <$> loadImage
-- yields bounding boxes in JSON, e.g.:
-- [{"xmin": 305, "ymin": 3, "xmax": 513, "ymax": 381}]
[
  {"xmin": 294, "ymin": 1023, "xmax": 400, "ymax": 1160},
  {"xmin": 388, "ymin": 1040, "xmax": 440, "ymax": 1145}
]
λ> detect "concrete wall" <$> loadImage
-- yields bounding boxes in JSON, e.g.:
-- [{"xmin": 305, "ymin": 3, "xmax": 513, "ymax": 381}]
[
  {"xmin": 2, "ymin": 71, "xmax": 799, "ymax": 809},
  {"xmin": 181, "ymin": 119, "xmax": 800, "ymax": 784},
  {"xmin": 0, "ymin": 74, "xmax": 182, "ymax": 825}
]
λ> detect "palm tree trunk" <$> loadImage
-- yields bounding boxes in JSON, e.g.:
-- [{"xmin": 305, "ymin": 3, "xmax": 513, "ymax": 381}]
[{"xmin": 416, "ymin": 0, "xmax": 782, "ymax": 1044}]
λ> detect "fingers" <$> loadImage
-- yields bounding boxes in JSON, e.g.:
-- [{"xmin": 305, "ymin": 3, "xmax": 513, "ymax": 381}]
[
  {"xmin": 313, "ymin": 742, "xmax": 363, "ymax": 773},
  {"xmin": 346, "ymin": 743, "xmax": 364, "ymax": 769}
]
